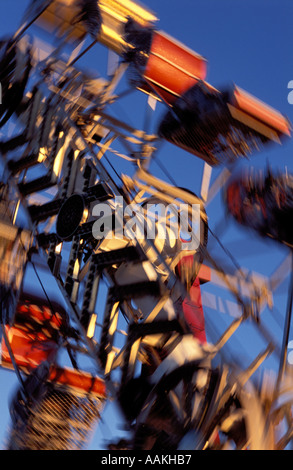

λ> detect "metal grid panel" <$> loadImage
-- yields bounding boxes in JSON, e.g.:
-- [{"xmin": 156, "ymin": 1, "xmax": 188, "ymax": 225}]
[{"xmin": 8, "ymin": 384, "xmax": 104, "ymax": 450}]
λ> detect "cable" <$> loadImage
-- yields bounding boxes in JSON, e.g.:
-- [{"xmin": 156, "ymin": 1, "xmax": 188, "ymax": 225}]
[{"xmin": 152, "ymin": 151, "xmax": 177, "ymax": 187}]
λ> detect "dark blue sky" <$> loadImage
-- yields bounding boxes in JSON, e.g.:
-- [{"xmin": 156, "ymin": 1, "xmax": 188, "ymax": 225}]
[{"xmin": 0, "ymin": 0, "xmax": 293, "ymax": 450}]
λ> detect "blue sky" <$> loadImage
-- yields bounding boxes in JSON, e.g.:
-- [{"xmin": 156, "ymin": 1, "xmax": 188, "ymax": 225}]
[{"xmin": 0, "ymin": 0, "xmax": 293, "ymax": 450}]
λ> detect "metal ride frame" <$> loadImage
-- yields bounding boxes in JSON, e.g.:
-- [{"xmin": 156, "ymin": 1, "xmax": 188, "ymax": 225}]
[{"xmin": 0, "ymin": 0, "xmax": 293, "ymax": 450}]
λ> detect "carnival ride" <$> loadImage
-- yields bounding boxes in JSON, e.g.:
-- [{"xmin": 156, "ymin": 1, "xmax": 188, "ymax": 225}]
[{"xmin": 0, "ymin": 0, "xmax": 293, "ymax": 450}]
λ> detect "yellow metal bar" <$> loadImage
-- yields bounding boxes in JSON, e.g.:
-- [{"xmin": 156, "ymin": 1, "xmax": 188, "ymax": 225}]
[{"xmin": 37, "ymin": 0, "xmax": 158, "ymax": 53}]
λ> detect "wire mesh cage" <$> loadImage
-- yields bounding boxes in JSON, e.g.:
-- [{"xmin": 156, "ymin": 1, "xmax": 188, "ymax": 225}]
[
  {"xmin": 1, "ymin": 294, "xmax": 69, "ymax": 371},
  {"xmin": 7, "ymin": 366, "xmax": 106, "ymax": 450},
  {"xmin": 158, "ymin": 82, "xmax": 291, "ymax": 166},
  {"xmin": 224, "ymin": 168, "xmax": 293, "ymax": 247}
]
